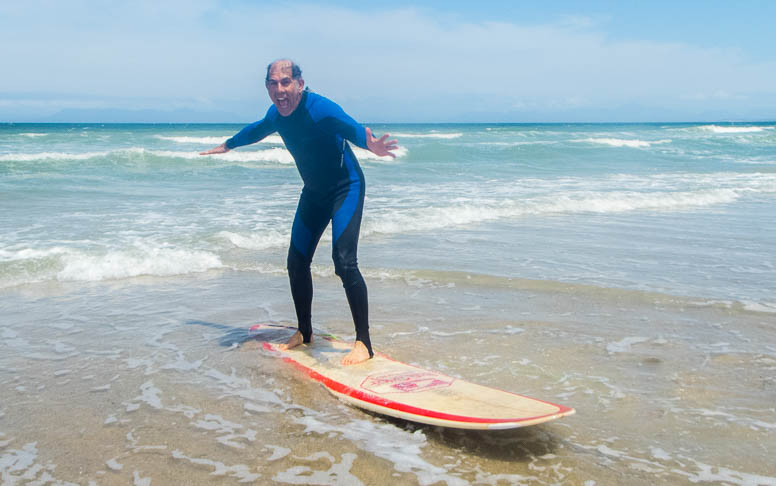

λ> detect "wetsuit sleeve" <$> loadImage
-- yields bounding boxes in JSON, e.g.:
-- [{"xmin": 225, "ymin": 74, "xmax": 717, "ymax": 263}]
[
  {"xmin": 224, "ymin": 106, "xmax": 277, "ymax": 149},
  {"xmin": 309, "ymin": 95, "xmax": 368, "ymax": 150}
]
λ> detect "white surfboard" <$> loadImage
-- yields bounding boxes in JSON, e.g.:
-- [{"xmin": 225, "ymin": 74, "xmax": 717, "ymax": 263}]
[{"xmin": 249, "ymin": 323, "xmax": 574, "ymax": 430}]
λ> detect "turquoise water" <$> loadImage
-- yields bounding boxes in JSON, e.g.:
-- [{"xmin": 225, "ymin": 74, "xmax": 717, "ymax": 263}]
[
  {"xmin": 1, "ymin": 122, "xmax": 775, "ymax": 485},
  {"xmin": 2, "ymin": 122, "xmax": 774, "ymax": 307}
]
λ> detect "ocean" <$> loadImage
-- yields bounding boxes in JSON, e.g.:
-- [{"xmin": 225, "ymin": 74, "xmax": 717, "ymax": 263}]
[{"xmin": 1, "ymin": 122, "xmax": 774, "ymax": 485}]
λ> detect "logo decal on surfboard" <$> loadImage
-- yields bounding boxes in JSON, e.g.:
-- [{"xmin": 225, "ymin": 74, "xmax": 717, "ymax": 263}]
[{"xmin": 362, "ymin": 370, "xmax": 454, "ymax": 394}]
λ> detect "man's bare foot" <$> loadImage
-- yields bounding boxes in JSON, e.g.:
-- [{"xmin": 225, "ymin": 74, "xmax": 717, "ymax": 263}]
[
  {"xmin": 341, "ymin": 341, "xmax": 371, "ymax": 366},
  {"xmin": 276, "ymin": 331, "xmax": 310, "ymax": 350}
]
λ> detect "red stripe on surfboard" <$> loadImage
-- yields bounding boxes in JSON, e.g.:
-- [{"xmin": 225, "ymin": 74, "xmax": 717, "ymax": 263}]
[{"xmin": 261, "ymin": 342, "xmax": 573, "ymax": 425}]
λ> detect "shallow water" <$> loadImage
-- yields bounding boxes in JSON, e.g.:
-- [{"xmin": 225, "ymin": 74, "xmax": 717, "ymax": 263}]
[{"xmin": 1, "ymin": 269, "xmax": 774, "ymax": 485}]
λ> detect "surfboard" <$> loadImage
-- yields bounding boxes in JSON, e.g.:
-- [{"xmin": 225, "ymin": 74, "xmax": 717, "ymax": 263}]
[{"xmin": 249, "ymin": 323, "xmax": 575, "ymax": 430}]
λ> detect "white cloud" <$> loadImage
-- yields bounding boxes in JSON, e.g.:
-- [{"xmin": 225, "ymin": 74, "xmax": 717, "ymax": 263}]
[{"xmin": 2, "ymin": 1, "xmax": 775, "ymax": 121}]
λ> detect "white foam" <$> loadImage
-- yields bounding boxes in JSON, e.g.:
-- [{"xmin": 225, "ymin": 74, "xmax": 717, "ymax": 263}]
[
  {"xmin": 480, "ymin": 141, "xmax": 558, "ymax": 146},
  {"xmin": 0, "ymin": 151, "xmax": 110, "ymax": 162},
  {"xmin": 700, "ymin": 125, "xmax": 770, "ymax": 134},
  {"xmin": 171, "ymin": 450, "xmax": 261, "ymax": 482},
  {"xmin": 0, "ymin": 246, "xmax": 70, "ymax": 263},
  {"xmin": 365, "ymin": 187, "xmax": 742, "ymax": 236},
  {"xmin": 273, "ymin": 452, "xmax": 362, "ymax": 485},
  {"xmin": 690, "ymin": 408, "xmax": 775, "ymax": 431},
  {"xmin": 204, "ymin": 368, "xmax": 289, "ymax": 410},
  {"xmin": 295, "ymin": 416, "xmax": 467, "ymax": 486},
  {"xmin": 676, "ymin": 456, "xmax": 776, "ymax": 486},
  {"xmin": 56, "ymin": 247, "xmax": 222, "ymax": 282},
  {"xmin": 133, "ymin": 381, "xmax": 164, "ymax": 410},
  {"xmin": 264, "ymin": 445, "xmax": 291, "ymax": 461},
  {"xmin": 606, "ymin": 336, "xmax": 649, "ymax": 354},
  {"xmin": 133, "ymin": 471, "xmax": 152, "ymax": 486},
  {"xmin": 577, "ymin": 138, "xmax": 671, "ymax": 148},
  {"xmin": 391, "ymin": 132, "xmax": 463, "ymax": 139},
  {"xmin": 19, "ymin": 133, "xmax": 48, "ymax": 138},
  {"xmin": 193, "ymin": 414, "xmax": 257, "ymax": 449},
  {"xmin": 155, "ymin": 147, "xmax": 295, "ymax": 164},
  {"xmin": 0, "ymin": 143, "xmax": 398, "ymax": 166},
  {"xmin": 741, "ymin": 300, "xmax": 776, "ymax": 314},
  {"xmin": 161, "ymin": 353, "xmax": 203, "ymax": 371},
  {"xmin": 0, "ymin": 146, "xmax": 294, "ymax": 165},
  {"xmin": 352, "ymin": 145, "xmax": 408, "ymax": 162},
  {"xmin": 192, "ymin": 414, "xmax": 244, "ymax": 433},
  {"xmin": 217, "ymin": 230, "xmax": 289, "ymax": 250},
  {"xmin": 0, "ymin": 442, "xmax": 77, "ymax": 485},
  {"xmin": 155, "ymin": 134, "xmax": 404, "ymax": 161},
  {"xmin": 650, "ymin": 447, "xmax": 672, "ymax": 461},
  {"xmin": 155, "ymin": 135, "xmax": 227, "ymax": 145},
  {"xmin": 155, "ymin": 134, "xmax": 284, "ymax": 145}
]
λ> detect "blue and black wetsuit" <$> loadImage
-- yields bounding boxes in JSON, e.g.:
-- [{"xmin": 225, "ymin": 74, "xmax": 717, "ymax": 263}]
[{"xmin": 225, "ymin": 89, "xmax": 373, "ymax": 357}]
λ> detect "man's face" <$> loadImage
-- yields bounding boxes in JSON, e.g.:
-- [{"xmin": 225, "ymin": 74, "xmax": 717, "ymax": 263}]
[{"xmin": 266, "ymin": 62, "xmax": 304, "ymax": 116}]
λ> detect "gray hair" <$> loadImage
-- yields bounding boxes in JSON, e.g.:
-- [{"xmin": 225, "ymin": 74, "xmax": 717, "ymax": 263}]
[{"xmin": 265, "ymin": 60, "xmax": 302, "ymax": 82}]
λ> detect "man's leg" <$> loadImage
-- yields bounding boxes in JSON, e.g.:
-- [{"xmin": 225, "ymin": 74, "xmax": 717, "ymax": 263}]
[
  {"xmin": 331, "ymin": 180, "xmax": 372, "ymax": 364},
  {"xmin": 284, "ymin": 191, "xmax": 328, "ymax": 347}
]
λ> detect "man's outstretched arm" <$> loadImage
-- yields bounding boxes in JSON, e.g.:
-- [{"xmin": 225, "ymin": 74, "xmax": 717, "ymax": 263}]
[{"xmin": 200, "ymin": 108, "xmax": 278, "ymax": 156}]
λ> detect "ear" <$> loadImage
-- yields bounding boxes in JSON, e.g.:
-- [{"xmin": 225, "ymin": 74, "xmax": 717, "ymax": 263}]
[{"xmin": 297, "ymin": 78, "xmax": 305, "ymax": 92}]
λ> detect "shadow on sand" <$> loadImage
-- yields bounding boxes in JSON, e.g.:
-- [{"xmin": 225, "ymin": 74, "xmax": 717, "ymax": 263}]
[{"xmin": 185, "ymin": 319, "xmax": 258, "ymax": 347}]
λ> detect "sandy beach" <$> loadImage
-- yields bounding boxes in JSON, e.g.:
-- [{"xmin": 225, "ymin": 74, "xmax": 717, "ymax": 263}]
[{"xmin": 2, "ymin": 267, "xmax": 774, "ymax": 485}]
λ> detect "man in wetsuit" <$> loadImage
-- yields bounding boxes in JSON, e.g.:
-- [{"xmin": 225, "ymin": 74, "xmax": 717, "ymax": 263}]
[{"xmin": 201, "ymin": 59, "xmax": 397, "ymax": 365}]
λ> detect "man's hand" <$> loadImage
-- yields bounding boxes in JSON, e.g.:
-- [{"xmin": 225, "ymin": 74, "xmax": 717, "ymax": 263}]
[
  {"xmin": 365, "ymin": 127, "xmax": 398, "ymax": 159},
  {"xmin": 199, "ymin": 143, "xmax": 229, "ymax": 155}
]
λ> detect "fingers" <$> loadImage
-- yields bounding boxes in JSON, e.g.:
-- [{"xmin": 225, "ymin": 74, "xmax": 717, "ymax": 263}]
[
  {"xmin": 366, "ymin": 127, "xmax": 398, "ymax": 158},
  {"xmin": 199, "ymin": 144, "xmax": 228, "ymax": 156},
  {"xmin": 378, "ymin": 135, "xmax": 398, "ymax": 158}
]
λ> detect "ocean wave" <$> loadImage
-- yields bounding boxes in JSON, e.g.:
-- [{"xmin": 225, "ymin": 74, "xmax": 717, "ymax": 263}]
[
  {"xmin": 0, "ymin": 144, "xmax": 402, "ymax": 165},
  {"xmin": 480, "ymin": 141, "xmax": 559, "ymax": 146},
  {"xmin": 57, "ymin": 247, "xmax": 223, "ymax": 281},
  {"xmin": 0, "ymin": 151, "xmax": 111, "ymax": 162},
  {"xmin": 364, "ymin": 188, "xmax": 743, "ymax": 236},
  {"xmin": 20, "ymin": 133, "xmax": 48, "ymax": 138},
  {"xmin": 155, "ymin": 135, "xmax": 285, "ymax": 145},
  {"xmin": 390, "ymin": 132, "xmax": 463, "ymax": 139},
  {"xmin": 699, "ymin": 125, "xmax": 772, "ymax": 134},
  {"xmin": 576, "ymin": 138, "xmax": 672, "ymax": 148},
  {"xmin": 352, "ymin": 145, "xmax": 408, "ymax": 162},
  {"xmin": 0, "ymin": 245, "xmax": 223, "ymax": 288},
  {"xmin": 217, "ymin": 230, "xmax": 289, "ymax": 250},
  {"xmin": 0, "ymin": 147, "xmax": 296, "ymax": 165},
  {"xmin": 161, "ymin": 148, "xmax": 295, "ymax": 164}
]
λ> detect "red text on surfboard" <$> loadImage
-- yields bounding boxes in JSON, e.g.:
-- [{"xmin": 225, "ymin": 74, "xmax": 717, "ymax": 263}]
[{"xmin": 361, "ymin": 370, "xmax": 454, "ymax": 394}]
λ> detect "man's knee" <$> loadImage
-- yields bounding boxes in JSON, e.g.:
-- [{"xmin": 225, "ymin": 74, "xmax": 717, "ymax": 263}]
[
  {"xmin": 287, "ymin": 248, "xmax": 310, "ymax": 277},
  {"xmin": 333, "ymin": 254, "xmax": 361, "ymax": 287}
]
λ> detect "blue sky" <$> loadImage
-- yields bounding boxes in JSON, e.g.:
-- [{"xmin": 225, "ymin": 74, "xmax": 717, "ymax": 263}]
[{"xmin": 1, "ymin": 0, "xmax": 775, "ymax": 122}]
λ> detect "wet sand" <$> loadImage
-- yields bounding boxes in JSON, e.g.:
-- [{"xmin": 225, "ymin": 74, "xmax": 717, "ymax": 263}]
[{"xmin": 1, "ymin": 270, "xmax": 775, "ymax": 485}]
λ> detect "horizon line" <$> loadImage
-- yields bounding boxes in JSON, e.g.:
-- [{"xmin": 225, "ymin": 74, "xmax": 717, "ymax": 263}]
[{"xmin": 2, "ymin": 120, "xmax": 775, "ymax": 126}]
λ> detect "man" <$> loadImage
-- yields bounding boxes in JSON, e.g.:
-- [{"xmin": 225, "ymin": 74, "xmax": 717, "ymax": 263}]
[{"xmin": 201, "ymin": 59, "xmax": 397, "ymax": 365}]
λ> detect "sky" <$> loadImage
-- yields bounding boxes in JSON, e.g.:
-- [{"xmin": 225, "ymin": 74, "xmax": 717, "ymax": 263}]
[{"xmin": 1, "ymin": 0, "xmax": 775, "ymax": 123}]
